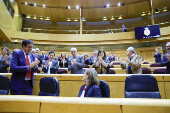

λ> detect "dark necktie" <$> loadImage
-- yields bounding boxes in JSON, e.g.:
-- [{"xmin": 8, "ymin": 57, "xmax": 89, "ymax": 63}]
[
  {"xmin": 26, "ymin": 54, "xmax": 31, "ymax": 79},
  {"xmin": 128, "ymin": 58, "xmax": 132, "ymax": 74}
]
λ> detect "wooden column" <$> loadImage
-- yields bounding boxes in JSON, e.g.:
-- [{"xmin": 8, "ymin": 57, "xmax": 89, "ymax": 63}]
[
  {"xmin": 80, "ymin": 8, "xmax": 83, "ymax": 34},
  {"xmin": 148, "ymin": 0, "xmax": 154, "ymax": 25}
]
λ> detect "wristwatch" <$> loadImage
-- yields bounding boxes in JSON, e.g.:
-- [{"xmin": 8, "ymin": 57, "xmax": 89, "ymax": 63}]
[{"xmin": 28, "ymin": 65, "xmax": 31, "ymax": 70}]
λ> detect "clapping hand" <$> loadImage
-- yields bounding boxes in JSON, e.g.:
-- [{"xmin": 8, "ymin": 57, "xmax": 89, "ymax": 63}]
[
  {"xmin": 30, "ymin": 60, "xmax": 40, "ymax": 68},
  {"xmin": 118, "ymin": 56, "xmax": 123, "ymax": 63},
  {"xmin": 125, "ymin": 58, "xmax": 130, "ymax": 63},
  {"xmin": 4, "ymin": 54, "xmax": 7, "ymax": 61},
  {"xmin": 98, "ymin": 56, "xmax": 102, "ymax": 62},
  {"xmin": 166, "ymin": 54, "xmax": 170, "ymax": 62}
]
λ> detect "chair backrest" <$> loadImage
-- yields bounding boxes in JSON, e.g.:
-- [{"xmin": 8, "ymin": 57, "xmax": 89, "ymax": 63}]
[
  {"xmin": 57, "ymin": 69, "xmax": 68, "ymax": 74},
  {"xmin": 125, "ymin": 75, "xmax": 161, "ymax": 99},
  {"xmin": 84, "ymin": 64, "xmax": 89, "ymax": 68},
  {"xmin": 110, "ymin": 65, "xmax": 114, "ymax": 68},
  {"xmin": 153, "ymin": 68, "xmax": 166, "ymax": 74},
  {"xmin": 0, "ymin": 75, "xmax": 9, "ymax": 95},
  {"xmin": 150, "ymin": 63, "xmax": 161, "ymax": 67},
  {"xmin": 109, "ymin": 69, "xmax": 116, "ymax": 74},
  {"xmin": 99, "ymin": 80, "xmax": 110, "ymax": 98},
  {"xmin": 112, "ymin": 62, "xmax": 120, "ymax": 65},
  {"xmin": 37, "ymin": 70, "xmax": 40, "ymax": 73},
  {"xmin": 143, "ymin": 62, "xmax": 149, "ymax": 64},
  {"xmin": 38, "ymin": 77, "xmax": 60, "ymax": 96},
  {"xmin": 142, "ymin": 68, "xmax": 152, "ymax": 74}
]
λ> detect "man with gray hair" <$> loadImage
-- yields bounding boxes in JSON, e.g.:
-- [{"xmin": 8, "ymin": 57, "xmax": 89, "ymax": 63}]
[
  {"xmin": 42, "ymin": 51, "xmax": 49, "ymax": 61},
  {"xmin": 118, "ymin": 47, "xmax": 142, "ymax": 74},
  {"xmin": 161, "ymin": 42, "xmax": 170, "ymax": 74},
  {"xmin": 68, "ymin": 47, "xmax": 85, "ymax": 74},
  {"xmin": 154, "ymin": 48, "xmax": 162, "ymax": 63}
]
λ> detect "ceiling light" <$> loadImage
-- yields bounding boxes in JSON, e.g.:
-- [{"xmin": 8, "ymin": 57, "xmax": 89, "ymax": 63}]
[
  {"xmin": 106, "ymin": 4, "xmax": 110, "ymax": 8},
  {"xmin": 118, "ymin": 2, "xmax": 121, "ymax": 6},
  {"xmin": 10, "ymin": 0, "xmax": 14, "ymax": 2},
  {"xmin": 118, "ymin": 15, "xmax": 122, "ymax": 19},
  {"xmin": 26, "ymin": 15, "xmax": 31, "ymax": 18},
  {"xmin": 34, "ymin": 3, "xmax": 36, "ymax": 6},
  {"xmin": 103, "ymin": 17, "xmax": 107, "ymax": 20},
  {"xmin": 163, "ymin": 7, "xmax": 167, "ymax": 12},
  {"xmin": 68, "ymin": 6, "xmax": 70, "ymax": 9},
  {"xmin": 159, "ymin": 23, "xmax": 165, "ymax": 24},
  {"xmin": 67, "ymin": 18, "xmax": 71, "ymax": 21},
  {"xmin": 43, "ymin": 4, "xmax": 46, "ymax": 8},
  {"xmin": 45, "ymin": 17, "xmax": 50, "ymax": 20},
  {"xmin": 155, "ymin": 8, "xmax": 159, "ymax": 13},
  {"xmin": 76, "ymin": 5, "xmax": 79, "ymax": 9},
  {"xmin": 141, "ymin": 14, "xmax": 146, "ymax": 16},
  {"xmin": 25, "ymin": 2, "xmax": 27, "ymax": 5},
  {"xmin": 40, "ymin": 18, "xmax": 43, "ymax": 20},
  {"xmin": 110, "ymin": 18, "xmax": 114, "ymax": 20},
  {"xmin": 74, "ymin": 18, "xmax": 78, "ymax": 21}
]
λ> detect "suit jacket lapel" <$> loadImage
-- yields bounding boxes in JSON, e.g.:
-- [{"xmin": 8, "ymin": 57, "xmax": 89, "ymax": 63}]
[
  {"xmin": 21, "ymin": 50, "xmax": 26, "ymax": 66},
  {"xmin": 30, "ymin": 53, "xmax": 33, "ymax": 63}
]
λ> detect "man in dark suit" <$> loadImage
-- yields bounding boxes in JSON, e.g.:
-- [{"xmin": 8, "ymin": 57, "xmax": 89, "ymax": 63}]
[
  {"xmin": 161, "ymin": 42, "xmax": 170, "ymax": 74},
  {"xmin": 10, "ymin": 39, "xmax": 40, "ymax": 95},
  {"xmin": 42, "ymin": 51, "xmax": 58, "ymax": 74},
  {"xmin": 36, "ymin": 48, "xmax": 43, "ymax": 67},
  {"xmin": 68, "ymin": 48, "xmax": 84, "ymax": 74},
  {"xmin": 109, "ymin": 52, "xmax": 115, "ymax": 62},
  {"xmin": 42, "ymin": 51, "xmax": 49, "ymax": 61},
  {"xmin": 154, "ymin": 48, "xmax": 162, "ymax": 63}
]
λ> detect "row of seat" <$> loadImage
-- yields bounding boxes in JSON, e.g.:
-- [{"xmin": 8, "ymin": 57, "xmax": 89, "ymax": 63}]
[
  {"xmin": 109, "ymin": 68, "xmax": 166, "ymax": 74},
  {"xmin": 0, "ymin": 75, "xmax": 161, "ymax": 99}
]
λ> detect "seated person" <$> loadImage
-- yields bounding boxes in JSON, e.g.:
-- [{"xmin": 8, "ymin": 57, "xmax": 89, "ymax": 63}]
[
  {"xmin": 42, "ymin": 51, "xmax": 58, "ymax": 74},
  {"xmin": 59, "ymin": 52, "xmax": 68, "ymax": 68},
  {"xmin": 84, "ymin": 53, "xmax": 90, "ymax": 65},
  {"xmin": 78, "ymin": 68, "xmax": 102, "ymax": 97},
  {"xmin": 118, "ymin": 47, "xmax": 142, "ymax": 74},
  {"xmin": 93, "ymin": 49, "xmax": 110, "ymax": 74}
]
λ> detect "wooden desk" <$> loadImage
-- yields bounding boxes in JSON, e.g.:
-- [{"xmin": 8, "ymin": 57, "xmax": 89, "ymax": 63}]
[
  {"xmin": 1, "ymin": 96, "xmax": 170, "ymax": 113},
  {"xmin": 2, "ymin": 73, "xmax": 169, "ymax": 99}
]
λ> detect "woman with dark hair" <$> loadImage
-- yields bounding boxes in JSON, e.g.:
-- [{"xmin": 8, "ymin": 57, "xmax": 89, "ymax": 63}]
[
  {"xmin": 0, "ymin": 47, "xmax": 11, "ymax": 73},
  {"xmin": 93, "ymin": 49, "xmax": 110, "ymax": 74},
  {"xmin": 59, "ymin": 52, "xmax": 68, "ymax": 68},
  {"xmin": 84, "ymin": 53, "xmax": 90, "ymax": 65}
]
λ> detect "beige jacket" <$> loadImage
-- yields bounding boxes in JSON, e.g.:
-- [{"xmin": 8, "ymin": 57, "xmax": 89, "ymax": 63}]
[{"xmin": 120, "ymin": 54, "xmax": 142, "ymax": 74}]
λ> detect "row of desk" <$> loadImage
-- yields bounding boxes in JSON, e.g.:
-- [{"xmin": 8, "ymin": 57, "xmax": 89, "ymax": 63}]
[
  {"xmin": 0, "ymin": 95, "xmax": 170, "ymax": 113},
  {"xmin": 2, "ymin": 73, "xmax": 170, "ymax": 99}
]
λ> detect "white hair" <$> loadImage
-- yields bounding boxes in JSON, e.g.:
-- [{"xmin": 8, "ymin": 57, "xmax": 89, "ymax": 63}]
[
  {"xmin": 94, "ymin": 50, "xmax": 98, "ymax": 53},
  {"xmin": 42, "ymin": 51, "xmax": 45, "ymax": 53},
  {"xmin": 36, "ymin": 48, "xmax": 40, "ymax": 51},
  {"xmin": 14, "ymin": 49, "xmax": 20, "ymax": 51},
  {"xmin": 70, "ymin": 47, "xmax": 77, "ymax": 52},
  {"xmin": 32, "ymin": 49, "xmax": 36, "ymax": 52},
  {"xmin": 166, "ymin": 42, "xmax": 170, "ymax": 46},
  {"xmin": 127, "ymin": 47, "xmax": 135, "ymax": 53},
  {"xmin": 155, "ymin": 48, "xmax": 158, "ymax": 51}
]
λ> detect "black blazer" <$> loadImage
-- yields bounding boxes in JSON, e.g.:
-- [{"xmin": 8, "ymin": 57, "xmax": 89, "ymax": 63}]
[{"xmin": 59, "ymin": 58, "xmax": 68, "ymax": 67}]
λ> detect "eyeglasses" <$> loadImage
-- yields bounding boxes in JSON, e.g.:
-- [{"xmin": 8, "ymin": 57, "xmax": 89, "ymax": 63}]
[
  {"xmin": 27, "ymin": 46, "xmax": 33, "ymax": 49},
  {"xmin": 166, "ymin": 46, "xmax": 170, "ymax": 48}
]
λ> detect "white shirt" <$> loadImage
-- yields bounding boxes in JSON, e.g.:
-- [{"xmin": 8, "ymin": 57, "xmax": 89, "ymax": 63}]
[
  {"xmin": 47, "ymin": 61, "xmax": 52, "ymax": 74},
  {"xmin": 23, "ymin": 50, "xmax": 31, "ymax": 80},
  {"xmin": 80, "ymin": 86, "xmax": 86, "ymax": 97}
]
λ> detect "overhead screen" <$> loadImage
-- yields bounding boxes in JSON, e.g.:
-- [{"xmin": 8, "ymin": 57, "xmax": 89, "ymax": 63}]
[{"xmin": 134, "ymin": 25, "xmax": 161, "ymax": 40}]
